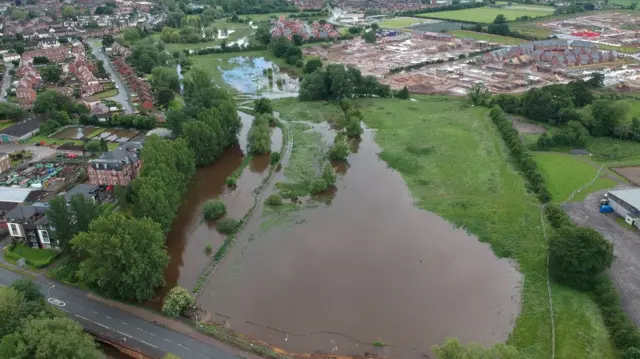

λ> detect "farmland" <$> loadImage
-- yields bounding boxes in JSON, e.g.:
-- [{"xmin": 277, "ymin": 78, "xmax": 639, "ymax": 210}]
[
  {"xmin": 359, "ymin": 96, "xmax": 614, "ymax": 359},
  {"xmin": 416, "ymin": 6, "xmax": 554, "ymax": 23}
]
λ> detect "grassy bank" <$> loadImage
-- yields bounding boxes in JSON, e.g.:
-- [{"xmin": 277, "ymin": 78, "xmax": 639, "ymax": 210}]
[
  {"xmin": 534, "ymin": 152, "xmax": 617, "ymax": 202},
  {"xmin": 356, "ymin": 96, "xmax": 614, "ymax": 358}
]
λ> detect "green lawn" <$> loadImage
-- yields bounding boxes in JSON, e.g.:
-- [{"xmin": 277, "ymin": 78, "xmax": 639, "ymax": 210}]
[
  {"xmin": 94, "ymin": 88, "xmax": 118, "ymax": 99},
  {"xmin": 450, "ymin": 30, "xmax": 527, "ymax": 45},
  {"xmin": 5, "ymin": 243, "xmax": 59, "ymax": 269},
  {"xmin": 378, "ymin": 17, "xmax": 426, "ymax": 28},
  {"xmin": 416, "ymin": 7, "xmax": 554, "ymax": 23},
  {"xmin": 353, "ymin": 95, "xmax": 614, "ymax": 359},
  {"xmin": 26, "ymin": 136, "xmax": 83, "ymax": 146},
  {"xmin": 0, "ymin": 120, "xmax": 15, "ymax": 130},
  {"xmin": 598, "ymin": 43, "xmax": 639, "ymax": 54},
  {"xmin": 534, "ymin": 152, "xmax": 617, "ymax": 202}
]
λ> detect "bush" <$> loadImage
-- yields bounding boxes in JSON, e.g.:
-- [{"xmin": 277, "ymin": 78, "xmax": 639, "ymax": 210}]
[
  {"xmin": 322, "ymin": 162, "xmax": 336, "ymax": 186},
  {"xmin": 203, "ymin": 200, "xmax": 226, "ymax": 220},
  {"xmin": 253, "ymin": 98, "xmax": 273, "ymax": 114},
  {"xmin": 623, "ymin": 347, "xmax": 640, "ymax": 359},
  {"xmin": 161, "ymin": 286, "xmax": 194, "ymax": 317},
  {"xmin": 216, "ymin": 218, "xmax": 241, "ymax": 235},
  {"xmin": 308, "ymin": 178, "xmax": 328, "ymax": 194},
  {"xmin": 270, "ymin": 152, "xmax": 281, "ymax": 165},
  {"xmin": 225, "ymin": 176, "xmax": 236, "ymax": 187},
  {"xmin": 549, "ymin": 226, "xmax": 614, "ymax": 290},
  {"xmin": 329, "ymin": 135, "xmax": 350, "ymax": 160},
  {"xmin": 265, "ymin": 194, "xmax": 283, "ymax": 206},
  {"xmin": 205, "ymin": 244, "xmax": 212, "ymax": 254},
  {"xmin": 545, "ymin": 204, "xmax": 573, "ymax": 229}
]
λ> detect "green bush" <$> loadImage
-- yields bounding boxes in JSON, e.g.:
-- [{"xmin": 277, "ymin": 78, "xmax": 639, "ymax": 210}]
[
  {"xmin": 225, "ymin": 176, "xmax": 236, "ymax": 187},
  {"xmin": 253, "ymin": 98, "xmax": 273, "ymax": 114},
  {"xmin": 545, "ymin": 204, "xmax": 573, "ymax": 229},
  {"xmin": 270, "ymin": 152, "xmax": 281, "ymax": 165},
  {"xmin": 162, "ymin": 286, "xmax": 194, "ymax": 317},
  {"xmin": 623, "ymin": 347, "xmax": 640, "ymax": 359},
  {"xmin": 265, "ymin": 194, "xmax": 283, "ymax": 206},
  {"xmin": 205, "ymin": 244, "xmax": 212, "ymax": 254},
  {"xmin": 203, "ymin": 200, "xmax": 226, "ymax": 220},
  {"xmin": 322, "ymin": 162, "xmax": 336, "ymax": 186},
  {"xmin": 329, "ymin": 135, "xmax": 350, "ymax": 160},
  {"xmin": 308, "ymin": 178, "xmax": 328, "ymax": 194},
  {"xmin": 216, "ymin": 218, "xmax": 241, "ymax": 235}
]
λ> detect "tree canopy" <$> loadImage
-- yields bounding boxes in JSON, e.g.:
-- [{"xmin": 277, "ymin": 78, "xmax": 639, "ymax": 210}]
[
  {"xmin": 299, "ymin": 64, "xmax": 391, "ymax": 101},
  {"xmin": 162, "ymin": 286, "xmax": 194, "ymax": 316},
  {"xmin": 72, "ymin": 212, "xmax": 169, "ymax": 301}
]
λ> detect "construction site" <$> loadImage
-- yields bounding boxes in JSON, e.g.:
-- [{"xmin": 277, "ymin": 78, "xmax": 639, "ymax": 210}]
[{"xmin": 537, "ymin": 12, "xmax": 640, "ymax": 51}]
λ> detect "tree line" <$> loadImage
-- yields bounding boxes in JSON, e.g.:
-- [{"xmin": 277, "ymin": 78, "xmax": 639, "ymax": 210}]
[
  {"xmin": 299, "ymin": 64, "xmax": 393, "ymax": 101},
  {"xmin": 0, "ymin": 279, "xmax": 103, "ymax": 359}
]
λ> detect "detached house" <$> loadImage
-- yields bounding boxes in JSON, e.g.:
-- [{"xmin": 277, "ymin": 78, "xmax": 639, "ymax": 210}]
[{"xmin": 6, "ymin": 204, "xmax": 56, "ymax": 249}]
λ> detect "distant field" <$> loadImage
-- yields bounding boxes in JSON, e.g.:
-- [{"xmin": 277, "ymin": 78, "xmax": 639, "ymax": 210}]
[
  {"xmin": 417, "ymin": 6, "xmax": 554, "ymax": 23},
  {"xmin": 598, "ymin": 43, "xmax": 639, "ymax": 54},
  {"xmin": 534, "ymin": 152, "xmax": 617, "ymax": 202},
  {"xmin": 378, "ymin": 17, "xmax": 426, "ymax": 28},
  {"xmin": 450, "ymin": 30, "xmax": 527, "ymax": 45}
]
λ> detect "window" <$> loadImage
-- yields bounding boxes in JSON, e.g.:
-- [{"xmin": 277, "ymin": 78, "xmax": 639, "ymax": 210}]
[
  {"xmin": 39, "ymin": 230, "xmax": 50, "ymax": 244},
  {"xmin": 9, "ymin": 223, "xmax": 20, "ymax": 237}
]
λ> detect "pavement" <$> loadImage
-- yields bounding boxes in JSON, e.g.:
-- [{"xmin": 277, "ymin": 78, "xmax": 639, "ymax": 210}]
[
  {"xmin": 0, "ymin": 266, "xmax": 253, "ymax": 359},
  {"xmin": 88, "ymin": 41, "xmax": 133, "ymax": 114},
  {"xmin": 563, "ymin": 186, "xmax": 640, "ymax": 327}
]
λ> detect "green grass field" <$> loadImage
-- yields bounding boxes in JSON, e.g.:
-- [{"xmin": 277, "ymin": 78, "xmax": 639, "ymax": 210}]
[
  {"xmin": 416, "ymin": 7, "xmax": 554, "ymax": 23},
  {"xmin": 93, "ymin": 88, "xmax": 118, "ymax": 99},
  {"xmin": 598, "ymin": 43, "xmax": 639, "ymax": 54},
  {"xmin": 534, "ymin": 152, "xmax": 617, "ymax": 202},
  {"xmin": 450, "ymin": 30, "xmax": 527, "ymax": 45},
  {"xmin": 378, "ymin": 17, "xmax": 426, "ymax": 28},
  {"xmin": 351, "ymin": 95, "xmax": 614, "ymax": 359}
]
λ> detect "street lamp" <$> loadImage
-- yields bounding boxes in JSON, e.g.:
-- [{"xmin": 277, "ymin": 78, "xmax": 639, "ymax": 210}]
[
  {"xmin": 193, "ymin": 305, "xmax": 199, "ymax": 327},
  {"xmin": 47, "ymin": 284, "xmax": 55, "ymax": 308}
]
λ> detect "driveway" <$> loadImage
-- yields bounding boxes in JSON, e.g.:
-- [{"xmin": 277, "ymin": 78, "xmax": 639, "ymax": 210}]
[
  {"xmin": 563, "ymin": 186, "xmax": 640, "ymax": 326},
  {"xmin": 87, "ymin": 41, "xmax": 133, "ymax": 114},
  {"xmin": 0, "ymin": 144, "xmax": 56, "ymax": 161}
]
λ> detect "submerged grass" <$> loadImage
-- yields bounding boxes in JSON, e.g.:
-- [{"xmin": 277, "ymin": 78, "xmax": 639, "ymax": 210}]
[{"xmin": 359, "ymin": 95, "xmax": 614, "ymax": 359}]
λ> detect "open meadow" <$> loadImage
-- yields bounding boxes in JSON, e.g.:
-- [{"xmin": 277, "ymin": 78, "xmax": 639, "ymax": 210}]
[
  {"xmin": 378, "ymin": 17, "xmax": 427, "ymax": 28},
  {"xmin": 449, "ymin": 30, "xmax": 527, "ymax": 44},
  {"xmin": 416, "ymin": 6, "xmax": 554, "ymax": 23},
  {"xmin": 357, "ymin": 95, "xmax": 615, "ymax": 359}
]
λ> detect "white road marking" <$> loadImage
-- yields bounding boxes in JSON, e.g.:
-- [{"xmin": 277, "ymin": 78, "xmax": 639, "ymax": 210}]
[
  {"xmin": 196, "ymin": 353, "xmax": 208, "ymax": 358},
  {"xmin": 177, "ymin": 343, "xmax": 188, "ymax": 349},
  {"xmin": 58, "ymin": 308, "xmax": 69, "ymax": 313},
  {"xmin": 137, "ymin": 327, "xmax": 144, "ymax": 332},
  {"xmin": 148, "ymin": 332, "xmax": 156, "ymax": 337},
  {"xmin": 139, "ymin": 340, "xmax": 158, "ymax": 349},
  {"xmin": 96, "ymin": 322, "xmax": 111, "ymax": 330},
  {"xmin": 117, "ymin": 330, "xmax": 132, "ymax": 338},
  {"xmin": 121, "ymin": 321, "xmax": 129, "ymax": 326},
  {"xmin": 47, "ymin": 298, "xmax": 66, "ymax": 307},
  {"xmin": 105, "ymin": 316, "xmax": 112, "ymax": 319},
  {"xmin": 76, "ymin": 314, "xmax": 90, "ymax": 321},
  {"xmin": 92, "ymin": 311, "xmax": 98, "ymax": 314},
  {"xmin": 163, "ymin": 338, "xmax": 173, "ymax": 343}
]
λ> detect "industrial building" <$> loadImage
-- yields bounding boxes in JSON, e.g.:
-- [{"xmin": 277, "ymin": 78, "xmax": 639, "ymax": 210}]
[{"xmin": 607, "ymin": 189, "xmax": 640, "ymax": 228}]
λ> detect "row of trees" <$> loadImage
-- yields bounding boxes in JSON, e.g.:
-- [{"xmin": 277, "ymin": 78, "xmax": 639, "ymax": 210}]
[
  {"xmin": 268, "ymin": 36, "xmax": 304, "ymax": 66},
  {"xmin": 248, "ymin": 114, "xmax": 273, "ymax": 154},
  {"xmin": 128, "ymin": 39, "xmax": 173, "ymax": 74},
  {"xmin": 0, "ymin": 280, "xmax": 103, "ymax": 359},
  {"xmin": 299, "ymin": 64, "xmax": 392, "ymax": 101}
]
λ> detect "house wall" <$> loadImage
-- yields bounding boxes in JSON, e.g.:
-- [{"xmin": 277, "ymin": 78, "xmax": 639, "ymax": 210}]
[
  {"xmin": 18, "ymin": 129, "xmax": 39, "ymax": 141},
  {"xmin": 609, "ymin": 196, "xmax": 640, "ymax": 229},
  {"xmin": 7, "ymin": 222, "xmax": 23, "ymax": 238},
  {"xmin": 0, "ymin": 154, "xmax": 10, "ymax": 173}
]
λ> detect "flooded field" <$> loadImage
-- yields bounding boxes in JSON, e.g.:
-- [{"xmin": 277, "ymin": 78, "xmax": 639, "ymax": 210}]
[
  {"xmin": 197, "ymin": 123, "xmax": 521, "ymax": 358},
  {"xmin": 95, "ymin": 129, "xmax": 142, "ymax": 142},
  {"xmin": 146, "ymin": 111, "xmax": 282, "ymax": 309},
  {"xmin": 50, "ymin": 126, "xmax": 101, "ymax": 140},
  {"xmin": 221, "ymin": 57, "xmax": 298, "ymax": 95}
]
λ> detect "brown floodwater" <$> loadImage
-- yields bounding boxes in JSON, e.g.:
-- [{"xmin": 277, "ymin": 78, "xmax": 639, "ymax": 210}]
[
  {"xmin": 147, "ymin": 111, "xmax": 281, "ymax": 309},
  {"xmin": 197, "ymin": 124, "xmax": 522, "ymax": 358}
]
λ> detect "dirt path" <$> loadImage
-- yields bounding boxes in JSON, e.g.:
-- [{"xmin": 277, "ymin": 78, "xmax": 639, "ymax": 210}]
[{"xmin": 563, "ymin": 186, "xmax": 640, "ymax": 326}]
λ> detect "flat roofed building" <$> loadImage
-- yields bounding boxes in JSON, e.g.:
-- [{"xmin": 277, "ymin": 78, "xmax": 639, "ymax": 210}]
[{"xmin": 608, "ymin": 189, "xmax": 640, "ymax": 228}]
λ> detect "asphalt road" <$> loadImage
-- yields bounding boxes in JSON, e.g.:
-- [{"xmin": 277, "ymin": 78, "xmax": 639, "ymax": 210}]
[
  {"xmin": 88, "ymin": 41, "xmax": 133, "ymax": 114},
  {"xmin": 0, "ymin": 267, "xmax": 242, "ymax": 359},
  {"xmin": 0, "ymin": 65, "xmax": 12, "ymax": 102}
]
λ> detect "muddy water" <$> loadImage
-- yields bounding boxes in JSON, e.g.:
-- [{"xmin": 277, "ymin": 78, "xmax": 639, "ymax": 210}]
[
  {"xmin": 147, "ymin": 111, "xmax": 281, "ymax": 309},
  {"xmin": 198, "ymin": 125, "xmax": 521, "ymax": 358}
]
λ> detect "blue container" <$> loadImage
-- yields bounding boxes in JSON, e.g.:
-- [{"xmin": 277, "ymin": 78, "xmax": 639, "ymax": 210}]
[{"xmin": 600, "ymin": 205, "xmax": 614, "ymax": 213}]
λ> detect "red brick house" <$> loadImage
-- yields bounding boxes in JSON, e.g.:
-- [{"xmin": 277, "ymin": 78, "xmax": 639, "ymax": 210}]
[{"xmin": 87, "ymin": 143, "xmax": 143, "ymax": 186}]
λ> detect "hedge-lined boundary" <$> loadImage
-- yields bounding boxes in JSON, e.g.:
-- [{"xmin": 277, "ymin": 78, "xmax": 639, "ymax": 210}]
[
  {"xmin": 489, "ymin": 106, "xmax": 551, "ymax": 202},
  {"xmin": 4, "ymin": 245, "xmax": 60, "ymax": 269},
  {"xmin": 544, "ymin": 204, "xmax": 640, "ymax": 353}
]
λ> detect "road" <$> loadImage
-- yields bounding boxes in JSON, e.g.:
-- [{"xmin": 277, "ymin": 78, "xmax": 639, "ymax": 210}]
[
  {"xmin": 0, "ymin": 144, "xmax": 56, "ymax": 160},
  {"xmin": 88, "ymin": 41, "xmax": 133, "ymax": 114},
  {"xmin": 0, "ymin": 64, "xmax": 12, "ymax": 102},
  {"xmin": 0, "ymin": 267, "xmax": 245, "ymax": 359}
]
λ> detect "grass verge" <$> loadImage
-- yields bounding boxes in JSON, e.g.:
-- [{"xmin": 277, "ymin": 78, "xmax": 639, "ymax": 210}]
[
  {"xmin": 534, "ymin": 152, "xmax": 617, "ymax": 202},
  {"xmin": 359, "ymin": 95, "xmax": 614, "ymax": 359}
]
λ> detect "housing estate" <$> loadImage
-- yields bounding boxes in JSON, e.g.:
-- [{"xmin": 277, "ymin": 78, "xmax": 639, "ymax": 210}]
[{"xmin": 271, "ymin": 18, "xmax": 340, "ymax": 40}]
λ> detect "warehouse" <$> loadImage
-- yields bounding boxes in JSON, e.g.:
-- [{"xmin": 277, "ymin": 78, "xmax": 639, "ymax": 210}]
[{"xmin": 607, "ymin": 189, "xmax": 640, "ymax": 228}]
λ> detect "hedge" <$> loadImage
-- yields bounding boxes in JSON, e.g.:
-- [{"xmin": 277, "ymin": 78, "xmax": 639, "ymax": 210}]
[
  {"xmin": 4, "ymin": 245, "xmax": 60, "ymax": 269},
  {"xmin": 489, "ymin": 106, "xmax": 551, "ymax": 202}
]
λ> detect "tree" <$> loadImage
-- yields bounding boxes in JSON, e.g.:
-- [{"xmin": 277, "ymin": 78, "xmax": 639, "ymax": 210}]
[
  {"xmin": 162, "ymin": 286, "xmax": 194, "ymax": 316},
  {"xmin": 253, "ymin": 98, "xmax": 273, "ymax": 114},
  {"xmin": 493, "ymin": 14, "xmax": 508, "ymax": 24},
  {"xmin": 308, "ymin": 178, "xmax": 328, "ymax": 193},
  {"xmin": 46, "ymin": 196, "xmax": 76, "ymax": 254},
  {"xmin": 248, "ymin": 116, "xmax": 272, "ymax": 154},
  {"xmin": 101, "ymin": 35, "xmax": 115, "ymax": 48},
  {"xmin": 69, "ymin": 193, "xmax": 101, "ymax": 233},
  {"xmin": 41, "ymin": 65, "xmax": 62, "ymax": 83},
  {"xmin": 270, "ymin": 36, "xmax": 293, "ymax": 58},
  {"xmin": 180, "ymin": 120, "xmax": 221, "ymax": 165},
  {"xmin": 85, "ymin": 141, "xmax": 102, "ymax": 153},
  {"xmin": 363, "ymin": 30, "xmax": 376, "ymax": 43},
  {"xmin": 344, "ymin": 109, "xmax": 363, "ymax": 137},
  {"xmin": 371, "ymin": 23, "xmax": 379, "ymax": 31},
  {"xmin": 255, "ymin": 23, "xmax": 271, "ymax": 44},
  {"xmin": 587, "ymin": 72, "xmax": 605, "ymax": 88},
  {"xmin": 488, "ymin": 22, "xmax": 510, "ymax": 35},
  {"xmin": 549, "ymin": 226, "xmax": 614, "ymax": 290},
  {"xmin": 589, "ymin": 100, "xmax": 628, "ymax": 137},
  {"xmin": 0, "ymin": 103, "xmax": 26, "ymax": 121},
  {"xmin": 204, "ymin": 200, "xmax": 226, "ymax": 220},
  {"xmin": 122, "ymin": 28, "xmax": 141, "ymax": 43},
  {"xmin": 0, "ymin": 317, "xmax": 101, "ymax": 359},
  {"xmin": 156, "ymin": 87, "xmax": 176, "ymax": 106},
  {"xmin": 62, "ymin": 5, "xmax": 76, "ymax": 18},
  {"xmin": 322, "ymin": 162, "xmax": 336, "ymax": 186},
  {"xmin": 10, "ymin": 279, "xmax": 42, "ymax": 303},
  {"xmin": 623, "ymin": 347, "xmax": 640, "ymax": 359},
  {"xmin": 292, "ymin": 34, "xmax": 303, "ymax": 46},
  {"xmin": 0, "ymin": 287, "xmax": 34, "ymax": 338},
  {"xmin": 72, "ymin": 212, "xmax": 169, "ymax": 301},
  {"xmin": 329, "ymin": 134, "xmax": 350, "ymax": 160},
  {"xmin": 396, "ymin": 86, "xmax": 410, "ymax": 99},
  {"xmin": 303, "ymin": 59, "xmax": 323, "ymax": 74},
  {"xmin": 14, "ymin": 44, "xmax": 24, "ymax": 55},
  {"xmin": 433, "ymin": 337, "xmax": 520, "ymax": 359},
  {"xmin": 33, "ymin": 90, "xmax": 73, "ymax": 114},
  {"xmin": 100, "ymin": 138, "xmax": 108, "ymax": 152}
]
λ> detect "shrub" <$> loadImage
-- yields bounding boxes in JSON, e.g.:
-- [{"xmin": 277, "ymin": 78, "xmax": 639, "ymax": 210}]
[
  {"xmin": 162, "ymin": 286, "xmax": 194, "ymax": 317},
  {"xmin": 265, "ymin": 194, "xmax": 283, "ymax": 206},
  {"xmin": 329, "ymin": 135, "xmax": 350, "ymax": 160},
  {"xmin": 203, "ymin": 200, "xmax": 226, "ymax": 220},
  {"xmin": 253, "ymin": 98, "xmax": 273, "ymax": 114},
  {"xmin": 308, "ymin": 178, "xmax": 328, "ymax": 194},
  {"xmin": 205, "ymin": 244, "xmax": 212, "ymax": 254},
  {"xmin": 270, "ymin": 152, "xmax": 281, "ymax": 165},
  {"xmin": 216, "ymin": 218, "xmax": 241, "ymax": 235},
  {"xmin": 322, "ymin": 162, "xmax": 336, "ymax": 186},
  {"xmin": 549, "ymin": 226, "xmax": 614, "ymax": 290},
  {"xmin": 225, "ymin": 176, "xmax": 236, "ymax": 187},
  {"xmin": 545, "ymin": 204, "xmax": 573, "ymax": 229},
  {"xmin": 623, "ymin": 347, "xmax": 640, "ymax": 359}
]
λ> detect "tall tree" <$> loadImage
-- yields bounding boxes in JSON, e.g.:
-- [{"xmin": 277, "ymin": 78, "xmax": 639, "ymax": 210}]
[
  {"xmin": 72, "ymin": 212, "xmax": 169, "ymax": 301},
  {"xmin": 0, "ymin": 317, "xmax": 101, "ymax": 359},
  {"xmin": 46, "ymin": 196, "xmax": 76, "ymax": 254},
  {"xmin": 41, "ymin": 65, "xmax": 62, "ymax": 83},
  {"xmin": 248, "ymin": 116, "xmax": 271, "ymax": 154},
  {"xmin": 151, "ymin": 66, "xmax": 180, "ymax": 92},
  {"xmin": 180, "ymin": 120, "xmax": 221, "ymax": 165},
  {"xmin": 363, "ymin": 30, "xmax": 376, "ymax": 43},
  {"xmin": 10, "ymin": 279, "xmax": 42, "ymax": 303},
  {"xmin": 69, "ymin": 193, "xmax": 101, "ymax": 233}
]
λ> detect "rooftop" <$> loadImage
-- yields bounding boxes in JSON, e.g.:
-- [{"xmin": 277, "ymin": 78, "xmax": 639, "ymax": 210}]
[
  {"xmin": 609, "ymin": 189, "xmax": 640, "ymax": 210},
  {"xmin": 64, "ymin": 183, "xmax": 98, "ymax": 202},
  {"xmin": 0, "ymin": 120, "xmax": 43, "ymax": 137},
  {"xmin": 0, "ymin": 187, "xmax": 37, "ymax": 203}
]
